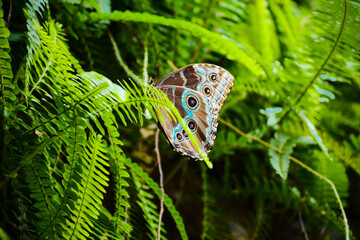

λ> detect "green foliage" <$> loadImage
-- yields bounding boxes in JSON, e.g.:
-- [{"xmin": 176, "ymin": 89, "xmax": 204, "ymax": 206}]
[
  {"xmin": 84, "ymin": 10, "xmax": 263, "ymax": 77},
  {"xmin": 0, "ymin": 1, "xmax": 13, "ymax": 121},
  {"xmin": 1, "ymin": 0, "xmax": 360, "ymax": 239},
  {"xmin": 269, "ymin": 133, "xmax": 295, "ymax": 179},
  {"xmin": 301, "ymin": 150, "xmax": 349, "ymax": 209}
]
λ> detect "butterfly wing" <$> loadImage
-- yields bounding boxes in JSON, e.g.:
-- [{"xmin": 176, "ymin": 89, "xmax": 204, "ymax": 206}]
[{"xmin": 156, "ymin": 64, "xmax": 234, "ymax": 160}]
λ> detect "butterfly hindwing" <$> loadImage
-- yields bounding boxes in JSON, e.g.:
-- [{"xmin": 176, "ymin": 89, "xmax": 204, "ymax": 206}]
[
  {"xmin": 156, "ymin": 87, "xmax": 216, "ymax": 159},
  {"xmin": 156, "ymin": 64, "xmax": 234, "ymax": 160}
]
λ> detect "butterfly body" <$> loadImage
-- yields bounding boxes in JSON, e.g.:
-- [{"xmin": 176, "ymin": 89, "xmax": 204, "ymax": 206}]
[{"xmin": 155, "ymin": 63, "xmax": 234, "ymax": 160}]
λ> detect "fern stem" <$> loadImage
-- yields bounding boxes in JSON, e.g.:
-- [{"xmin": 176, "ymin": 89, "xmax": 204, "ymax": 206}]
[
  {"xmin": 6, "ymin": 0, "xmax": 12, "ymax": 28},
  {"xmin": 218, "ymin": 117, "xmax": 277, "ymax": 151},
  {"xmin": 278, "ymin": 0, "xmax": 348, "ymax": 124},
  {"xmin": 107, "ymin": 30, "xmax": 141, "ymax": 84},
  {"xmin": 28, "ymin": 60, "xmax": 51, "ymax": 96},
  {"xmin": 155, "ymin": 128, "xmax": 164, "ymax": 240},
  {"xmin": 107, "ymin": 124, "xmax": 129, "ymax": 234},
  {"xmin": 25, "ymin": 82, "xmax": 109, "ymax": 134},
  {"xmin": 143, "ymin": 32, "xmax": 149, "ymax": 83},
  {"xmin": 218, "ymin": 117, "xmax": 350, "ymax": 240},
  {"xmin": 68, "ymin": 135, "xmax": 101, "ymax": 239}
]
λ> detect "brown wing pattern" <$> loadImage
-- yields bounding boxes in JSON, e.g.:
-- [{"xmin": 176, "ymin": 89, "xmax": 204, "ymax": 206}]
[{"xmin": 156, "ymin": 64, "xmax": 234, "ymax": 160}]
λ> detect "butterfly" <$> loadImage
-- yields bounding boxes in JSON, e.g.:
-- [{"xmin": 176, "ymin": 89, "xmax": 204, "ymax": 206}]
[{"xmin": 152, "ymin": 63, "xmax": 234, "ymax": 162}]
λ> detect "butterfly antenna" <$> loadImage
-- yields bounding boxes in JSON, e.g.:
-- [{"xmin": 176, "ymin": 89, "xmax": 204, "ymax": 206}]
[{"xmin": 148, "ymin": 76, "xmax": 154, "ymax": 86}]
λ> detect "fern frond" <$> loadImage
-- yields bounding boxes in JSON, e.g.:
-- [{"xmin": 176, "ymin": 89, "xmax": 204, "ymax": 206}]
[
  {"xmin": 24, "ymin": 0, "xmax": 49, "ymax": 74},
  {"xmin": 90, "ymin": 207, "xmax": 123, "ymax": 240},
  {"xmin": 125, "ymin": 157, "xmax": 188, "ymax": 240},
  {"xmin": 279, "ymin": 0, "xmax": 360, "ymax": 122},
  {"xmin": 13, "ymin": 14, "xmax": 118, "ymax": 239},
  {"xmin": 281, "ymin": 118, "xmax": 360, "ymax": 175},
  {"xmin": 0, "ymin": 1, "xmax": 14, "ymax": 124},
  {"xmin": 320, "ymin": 132, "xmax": 360, "ymax": 175},
  {"xmin": 84, "ymin": 10, "xmax": 264, "ymax": 77},
  {"xmin": 268, "ymin": 133, "xmax": 295, "ymax": 180},
  {"xmin": 61, "ymin": 133, "xmax": 110, "ymax": 240},
  {"xmin": 103, "ymin": 113, "xmax": 132, "ymax": 236},
  {"xmin": 23, "ymin": 159, "xmax": 61, "ymax": 238},
  {"xmin": 298, "ymin": 110, "xmax": 329, "ymax": 157}
]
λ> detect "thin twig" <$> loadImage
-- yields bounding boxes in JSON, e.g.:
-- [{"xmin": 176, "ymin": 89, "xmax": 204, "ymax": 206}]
[
  {"xmin": 299, "ymin": 203, "xmax": 309, "ymax": 240},
  {"xmin": 155, "ymin": 128, "xmax": 164, "ymax": 239},
  {"xmin": 7, "ymin": 0, "xmax": 12, "ymax": 28},
  {"xmin": 143, "ymin": 31, "xmax": 149, "ymax": 83},
  {"xmin": 101, "ymin": 215, "xmax": 112, "ymax": 240},
  {"xmin": 218, "ymin": 117, "xmax": 349, "ymax": 240}
]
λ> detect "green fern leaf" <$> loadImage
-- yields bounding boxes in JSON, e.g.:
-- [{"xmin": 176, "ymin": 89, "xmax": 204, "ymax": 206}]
[
  {"xmin": 269, "ymin": 133, "xmax": 295, "ymax": 179},
  {"xmin": 62, "ymin": 133, "xmax": 110, "ymax": 239},
  {"xmin": 0, "ymin": 2, "xmax": 14, "ymax": 119},
  {"xmin": 103, "ymin": 113, "xmax": 132, "ymax": 236}
]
